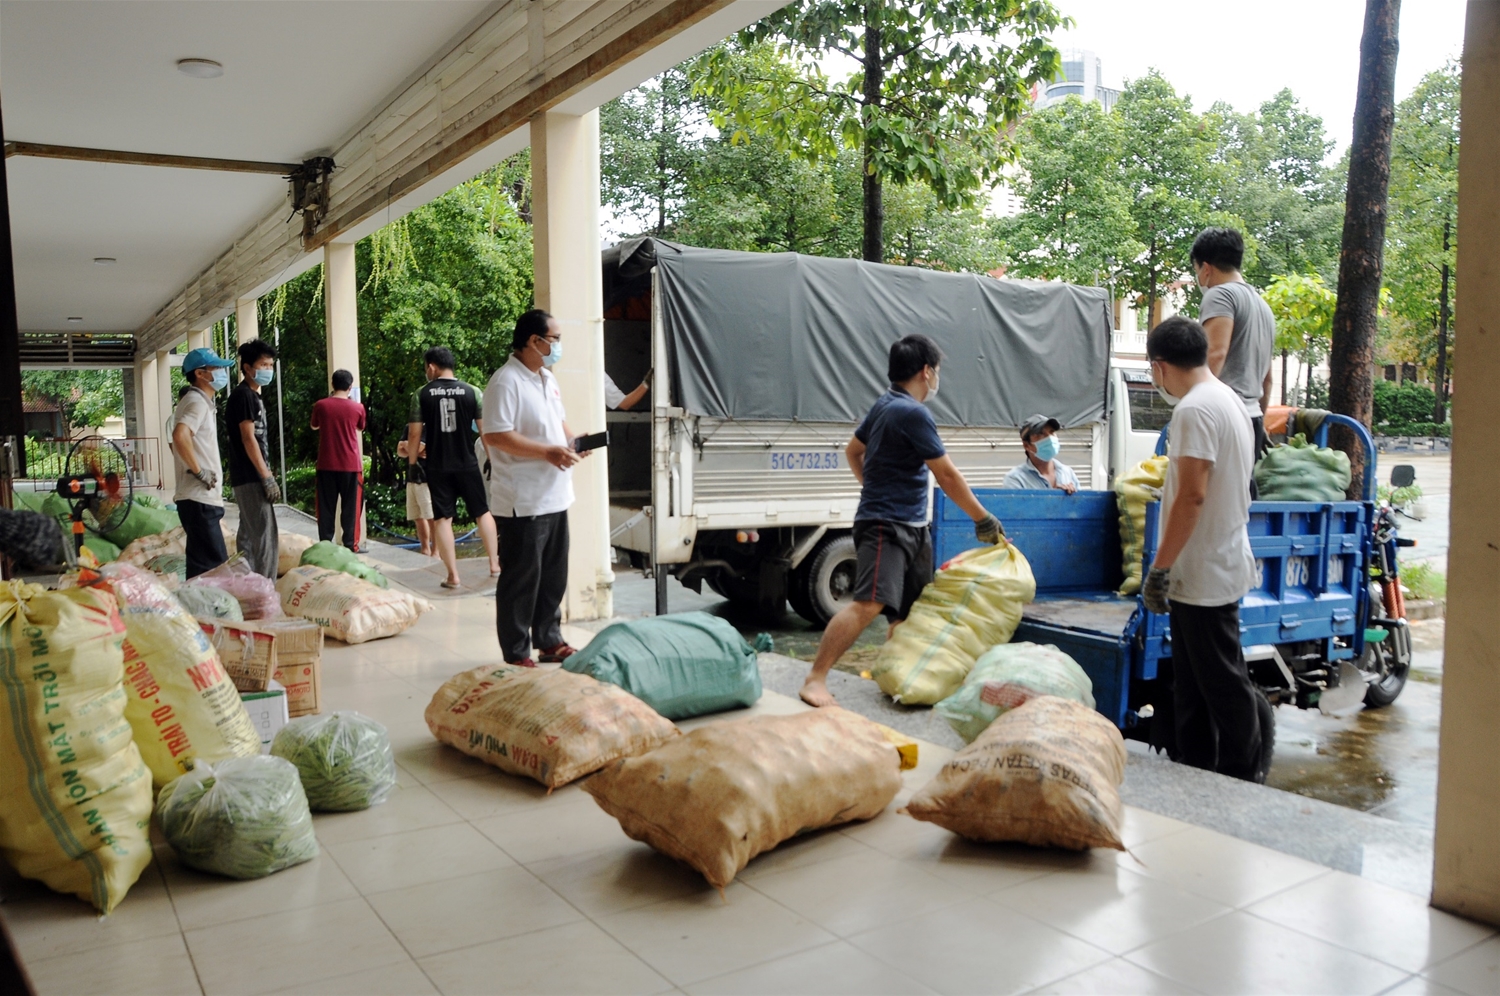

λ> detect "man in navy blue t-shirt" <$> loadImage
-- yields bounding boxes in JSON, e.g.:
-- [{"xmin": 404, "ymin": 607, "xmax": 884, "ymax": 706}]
[{"xmin": 801, "ymin": 334, "xmax": 1003, "ymax": 707}]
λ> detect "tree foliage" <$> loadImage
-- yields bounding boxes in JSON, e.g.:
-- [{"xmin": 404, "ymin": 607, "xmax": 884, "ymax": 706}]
[
  {"xmin": 22, "ymin": 369, "xmax": 125, "ymax": 432},
  {"xmin": 1382, "ymin": 62, "xmax": 1459, "ymax": 404},
  {"xmin": 698, "ymin": 0, "xmax": 1066, "ymax": 259}
]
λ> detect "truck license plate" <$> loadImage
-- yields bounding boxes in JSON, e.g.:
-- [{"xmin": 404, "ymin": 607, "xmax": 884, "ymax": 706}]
[{"xmin": 769, "ymin": 451, "xmax": 841, "ymax": 470}]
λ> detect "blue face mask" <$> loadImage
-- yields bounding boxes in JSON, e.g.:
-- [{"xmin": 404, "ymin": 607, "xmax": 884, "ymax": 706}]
[
  {"xmin": 253, "ymin": 368, "xmax": 274, "ymax": 387},
  {"xmin": 1033, "ymin": 435, "xmax": 1060, "ymax": 462},
  {"xmin": 209, "ymin": 368, "xmax": 229, "ymax": 391},
  {"xmin": 541, "ymin": 339, "xmax": 562, "ymax": 368}
]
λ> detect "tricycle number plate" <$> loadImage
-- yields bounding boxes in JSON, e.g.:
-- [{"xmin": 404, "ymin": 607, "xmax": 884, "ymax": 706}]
[{"xmin": 769, "ymin": 451, "xmax": 841, "ymax": 471}]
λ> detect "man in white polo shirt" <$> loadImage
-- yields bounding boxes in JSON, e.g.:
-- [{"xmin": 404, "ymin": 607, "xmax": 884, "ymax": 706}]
[{"xmin": 480, "ymin": 309, "xmax": 586, "ymax": 667}]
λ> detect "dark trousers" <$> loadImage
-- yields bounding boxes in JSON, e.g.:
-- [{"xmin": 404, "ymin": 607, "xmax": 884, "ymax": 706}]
[
  {"xmin": 494, "ymin": 511, "xmax": 568, "ymax": 662},
  {"xmin": 178, "ymin": 500, "xmax": 228, "ymax": 578},
  {"xmin": 1249, "ymin": 416, "xmax": 1269, "ymax": 500},
  {"xmin": 1169, "ymin": 600, "xmax": 1263, "ymax": 781},
  {"xmin": 315, "ymin": 470, "xmax": 362, "ymax": 550}
]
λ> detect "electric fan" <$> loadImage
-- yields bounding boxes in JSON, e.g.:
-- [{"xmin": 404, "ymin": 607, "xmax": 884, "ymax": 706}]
[{"xmin": 55, "ymin": 435, "xmax": 135, "ymax": 555}]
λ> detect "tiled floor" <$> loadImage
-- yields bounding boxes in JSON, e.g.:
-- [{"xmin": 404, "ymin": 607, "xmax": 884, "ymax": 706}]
[{"xmin": 4, "ymin": 595, "xmax": 1496, "ymax": 996}]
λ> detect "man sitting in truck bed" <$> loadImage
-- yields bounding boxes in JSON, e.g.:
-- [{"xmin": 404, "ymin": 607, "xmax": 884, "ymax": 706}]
[
  {"xmin": 1001, "ymin": 414, "xmax": 1079, "ymax": 493},
  {"xmin": 800, "ymin": 334, "xmax": 1003, "ymax": 708}
]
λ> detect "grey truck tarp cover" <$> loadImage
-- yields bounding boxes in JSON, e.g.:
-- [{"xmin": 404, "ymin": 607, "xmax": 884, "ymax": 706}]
[{"xmin": 604, "ymin": 238, "xmax": 1112, "ymax": 429}]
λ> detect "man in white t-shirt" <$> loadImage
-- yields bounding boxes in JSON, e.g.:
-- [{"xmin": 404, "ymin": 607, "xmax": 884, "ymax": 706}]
[
  {"xmin": 480, "ymin": 309, "xmax": 586, "ymax": 667},
  {"xmin": 1141, "ymin": 316, "xmax": 1266, "ymax": 783}
]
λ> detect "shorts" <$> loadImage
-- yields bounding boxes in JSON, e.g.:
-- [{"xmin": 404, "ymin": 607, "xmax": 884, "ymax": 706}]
[
  {"xmin": 852, "ymin": 520, "xmax": 934, "ymax": 622},
  {"xmin": 427, "ymin": 468, "xmax": 490, "ymax": 520},
  {"xmin": 405, "ymin": 481, "xmax": 433, "ymax": 521}
]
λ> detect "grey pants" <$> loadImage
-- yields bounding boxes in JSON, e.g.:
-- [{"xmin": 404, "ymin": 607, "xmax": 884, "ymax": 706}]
[{"xmin": 232, "ymin": 483, "xmax": 280, "ymax": 579}]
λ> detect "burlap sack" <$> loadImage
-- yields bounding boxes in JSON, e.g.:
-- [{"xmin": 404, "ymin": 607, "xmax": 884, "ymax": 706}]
[
  {"xmin": 277, "ymin": 533, "xmax": 315, "ymax": 577},
  {"xmin": 425, "ymin": 665, "xmax": 678, "ymax": 788},
  {"xmin": 584, "ymin": 708, "xmax": 903, "ymax": 889},
  {"xmin": 904, "ymin": 696, "xmax": 1126, "ymax": 851},
  {"xmin": 1116, "ymin": 455, "xmax": 1168, "ymax": 595},
  {"xmin": 119, "ymin": 523, "xmax": 238, "ymax": 568},
  {"xmin": 277, "ymin": 565, "xmax": 430, "ymax": 644}
]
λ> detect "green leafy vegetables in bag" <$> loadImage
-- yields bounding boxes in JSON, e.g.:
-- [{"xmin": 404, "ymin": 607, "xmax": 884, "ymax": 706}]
[
  {"xmin": 156, "ymin": 756, "xmax": 318, "ymax": 879},
  {"xmin": 271, "ymin": 712, "xmax": 397, "ymax": 811}
]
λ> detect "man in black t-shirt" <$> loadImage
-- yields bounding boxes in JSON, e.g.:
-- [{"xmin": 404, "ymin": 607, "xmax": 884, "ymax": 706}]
[
  {"xmin": 407, "ymin": 346, "xmax": 500, "ymax": 588},
  {"xmin": 227, "ymin": 339, "xmax": 283, "ymax": 578}
]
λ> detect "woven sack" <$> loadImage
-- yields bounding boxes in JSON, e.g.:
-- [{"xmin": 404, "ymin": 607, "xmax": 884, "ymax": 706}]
[
  {"xmin": 1115, "ymin": 455, "xmax": 1168, "ymax": 595},
  {"xmin": 584, "ymin": 708, "xmax": 902, "ymax": 890},
  {"xmin": 905, "ymin": 696, "xmax": 1126, "ymax": 851},
  {"xmin": 277, "ymin": 565, "xmax": 430, "ymax": 644},
  {"xmin": 871, "ymin": 540, "xmax": 1035, "ymax": 705},
  {"xmin": 425, "ymin": 664, "xmax": 678, "ymax": 788}
]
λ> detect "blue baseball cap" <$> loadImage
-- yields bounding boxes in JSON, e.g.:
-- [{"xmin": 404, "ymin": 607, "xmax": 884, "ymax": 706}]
[{"xmin": 182, "ymin": 347, "xmax": 235, "ymax": 374}]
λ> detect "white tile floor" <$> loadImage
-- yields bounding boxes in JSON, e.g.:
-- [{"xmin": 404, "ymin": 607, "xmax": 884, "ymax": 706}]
[{"xmin": 4, "ymin": 596, "xmax": 1496, "ymax": 996}]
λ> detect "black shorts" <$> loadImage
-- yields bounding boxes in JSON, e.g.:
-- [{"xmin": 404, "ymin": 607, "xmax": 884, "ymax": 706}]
[
  {"xmin": 852, "ymin": 520, "xmax": 934, "ymax": 622},
  {"xmin": 426, "ymin": 468, "xmax": 490, "ymax": 520}
]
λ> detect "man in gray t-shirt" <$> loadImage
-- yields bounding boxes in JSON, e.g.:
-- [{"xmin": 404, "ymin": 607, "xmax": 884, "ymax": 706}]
[{"xmin": 1191, "ymin": 227, "xmax": 1275, "ymax": 459}]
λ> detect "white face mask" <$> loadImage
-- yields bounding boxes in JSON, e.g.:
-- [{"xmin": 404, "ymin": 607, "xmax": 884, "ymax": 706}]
[
  {"xmin": 1151, "ymin": 363, "xmax": 1181, "ymax": 407},
  {"xmin": 926, "ymin": 367, "xmax": 939, "ymax": 399}
]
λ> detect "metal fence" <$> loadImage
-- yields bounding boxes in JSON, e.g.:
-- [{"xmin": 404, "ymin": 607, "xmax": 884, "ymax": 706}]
[{"xmin": 18, "ymin": 436, "xmax": 162, "ymax": 491}]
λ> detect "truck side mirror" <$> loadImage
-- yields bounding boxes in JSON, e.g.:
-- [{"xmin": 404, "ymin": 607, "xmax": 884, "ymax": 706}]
[{"xmin": 1390, "ymin": 464, "xmax": 1416, "ymax": 488}]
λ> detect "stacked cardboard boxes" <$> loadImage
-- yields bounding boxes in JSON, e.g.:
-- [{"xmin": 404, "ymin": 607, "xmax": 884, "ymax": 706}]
[{"xmin": 203, "ymin": 617, "xmax": 324, "ymax": 717}]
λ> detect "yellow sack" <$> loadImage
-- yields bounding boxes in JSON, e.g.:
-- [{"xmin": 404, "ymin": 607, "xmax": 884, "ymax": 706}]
[
  {"xmin": 1115, "ymin": 455, "xmax": 1168, "ymax": 595},
  {"xmin": 871, "ymin": 540, "xmax": 1036, "ymax": 705},
  {"xmin": 103, "ymin": 564, "xmax": 261, "ymax": 785},
  {"xmin": 0, "ymin": 581, "xmax": 153, "ymax": 913},
  {"xmin": 277, "ymin": 565, "xmax": 431, "ymax": 644}
]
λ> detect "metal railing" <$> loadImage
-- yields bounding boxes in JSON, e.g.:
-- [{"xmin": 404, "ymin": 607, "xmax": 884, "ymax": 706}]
[{"xmin": 16, "ymin": 436, "xmax": 162, "ymax": 491}]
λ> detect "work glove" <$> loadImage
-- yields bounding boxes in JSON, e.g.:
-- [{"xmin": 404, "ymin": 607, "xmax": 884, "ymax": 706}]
[
  {"xmin": 1142, "ymin": 566, "xmax": 1171, "ymax": 615},
  {"xmin": 261, "ymin": 476, "xmax": 283, "ymax": 504},
  {"xmin": 190, "ymin": 468, "xmax": 219, "ymax": 491},
  {"xmin": 407, "ymin": 462, "xmax": 427, "ymax": 485},
  {"xmin": 974, "ymin": 513, "xmax": 1004, "ymax": 545}
]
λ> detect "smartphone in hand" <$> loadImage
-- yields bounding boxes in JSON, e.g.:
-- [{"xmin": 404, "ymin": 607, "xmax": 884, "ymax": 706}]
[{"xmin": 572, "ymin": 431, "xmax": 609, "ymax": 453}]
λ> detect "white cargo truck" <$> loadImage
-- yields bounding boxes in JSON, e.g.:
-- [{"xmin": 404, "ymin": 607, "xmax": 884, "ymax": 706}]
[{"xmin": 602, "ymin": 239, "xmax": 1163, "ymax": 624}]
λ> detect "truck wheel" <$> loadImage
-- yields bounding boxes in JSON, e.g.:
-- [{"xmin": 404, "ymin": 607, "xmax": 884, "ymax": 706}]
[
  {"xmin": 1362, "ymin": 623, "xmax": 1413, "ymax": 708},
  {"xmin": 794, "ymin": 534, "xmax": 857, "ymax": 627}
]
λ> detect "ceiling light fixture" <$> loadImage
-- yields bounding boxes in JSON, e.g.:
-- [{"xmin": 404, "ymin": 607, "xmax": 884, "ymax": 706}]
[
  {"xmin": 66, "ymin": 317, "xmax": 83, "ymax": 323},
  {"xmin": 93, "ymin": 257, "xmax": 117, "ymax": 265},
  {"xmin": 176, "ymin": 58, "xmax": 224, "ymax": 79}
]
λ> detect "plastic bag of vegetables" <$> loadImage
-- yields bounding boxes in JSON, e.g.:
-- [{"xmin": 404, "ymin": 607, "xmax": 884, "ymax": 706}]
[
  {"xmin": 270, "ymin": 712, "xmax": 397, "ymax": 811},
  {"xmin": 155, "ymin": 756, "xmax": 318, "ymax": 879}
]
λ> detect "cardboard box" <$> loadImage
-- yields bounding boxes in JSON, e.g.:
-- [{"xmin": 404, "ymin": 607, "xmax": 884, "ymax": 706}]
[
  {"xmin": 200, "ymin": 618, "xmax": 323, "ymax": 694},
  {"xmin": 240, "ymin": 680, "xmax": 289, "ymax": 752},
  {"xmin": 274, "ymin": 652, "xmax": 321, "ymax": 718}
]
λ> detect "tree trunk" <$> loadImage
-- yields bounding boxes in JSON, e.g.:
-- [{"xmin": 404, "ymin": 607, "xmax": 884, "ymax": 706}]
[
  {"xmin": 1329, "ymin": 0, "xmax": 1401, "ymax": 494},
  {"xmin": 1144, "ymin": 234, "xmax": 1158, "ymax": 330},
  {"xmin": 860, "ymin": 3, "xmax": 884, "ymax": 263},
  {"xmin": 655, "ymin": 85, "xmax": 669, "ymax": 236},
  {"xmin": 1281, "ymin": 349, "xmax": 1289, "ymax": 406},
  {"xmin": 1434, "ymin": 216, "xmax": 1451, "ymax": 423}
]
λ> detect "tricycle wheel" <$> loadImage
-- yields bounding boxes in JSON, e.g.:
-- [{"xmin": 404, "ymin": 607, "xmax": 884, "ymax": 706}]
[
  {"xmin": 1362, "ymin": 622, "xmax": 1413, "ymax": 708},
  {"xmin": 1253, "ymin": 691, "xmax": 1275, "ymax": 784}
]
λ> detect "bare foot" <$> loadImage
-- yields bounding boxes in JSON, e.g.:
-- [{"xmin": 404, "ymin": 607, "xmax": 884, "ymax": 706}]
[{"xmin": 799, "ymin": 678, "xmax": 837, "ymax": 708}]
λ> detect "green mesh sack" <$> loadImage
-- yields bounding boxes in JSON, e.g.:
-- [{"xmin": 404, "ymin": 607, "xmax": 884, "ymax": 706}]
[
  {"xmin": 174, "ymin": 584, "xmax": 243, "ymax": 621},
  {"xmin": 104, "ymin": 503, "xmax": 181, "ymax": 548},
  {"xmin": 82, "ymin": 535, "xmax": 122, "ymax": 564},
  {"xmin": 936, "ymin": 642, "xmax": 1096, "ymax": 744},
  {"xmin": 155, "ymin": 756, "xmax": 318, "ymax": 879},
  {"xmin": 1253, "ymin": 434, "xmax": 1352, "ymax": 502},
  {"xmin": 270, "ymin": 712, "xmax": 396, "ymax": 812},
  {"xmin": 299, "ymin": 541, "xmax": 389, "ymax": 589},
  {"xmin": 562, "ymin": 611, "xmax": 763, "ymax": 720},
  {"xmin": 145, "ymin": 553, "xmax": 188, "ymax": 582}
]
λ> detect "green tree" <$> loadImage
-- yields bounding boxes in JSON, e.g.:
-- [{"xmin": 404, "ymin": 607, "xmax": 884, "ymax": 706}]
[
  {"xmin": 1208, "ymin": 90, "xmax": 1345, "ymax": 290},
  {"xmin": 600, "ymin": 68, "xmax": 700, "ymax": 235},
  {"xmin": 21, "ymin": 369, "xmax": 124, "ymax": 432},
  {"xmin": 698, "ymin": 1, "xmax": 1066, "ymax": 261},
  {"xmin": 1384, "ymin": 62, "xmax": 1459, "ymax": 421},
  {"xmin": 1114, "ymin": 71, "xmax": 1233, "ymax": 325},
  {"xmin": 995, "ymin": 96, "xmax": 1141, "ymax": 284},
  {"xmin": 1263, "ymin": 273, "xmax": 1336, "ymax": 405}
]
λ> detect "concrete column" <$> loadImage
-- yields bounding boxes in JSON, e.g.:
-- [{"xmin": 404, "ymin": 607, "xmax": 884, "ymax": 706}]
[
  {"xmin": 531, "ymin": 108, "xmax": 612, "ymax": 622},
  {"xmin": 236, "ymin": 299, "xmax": 259, "ymax": 346},
  {"xmin": 324, "ymin": 243, "xmax": 360, "ymax": 399},
  {"xmin": 324, "ymin": 241, "xmax": 364, "ymax": 545},
  {"xmin": 137, "ymin": 356, "xmax": 159, "ymax": 488},
  {"xmin": 154, "ymin": 349, "xmax": 176, "ymax": 495},
  {"xmin": 1433, "ymin": 1, "xmax": 1500, "ymax": 926},
  {"xmin": 187, "ymin": 328, "xmax": 209, "ymax": 352}
]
